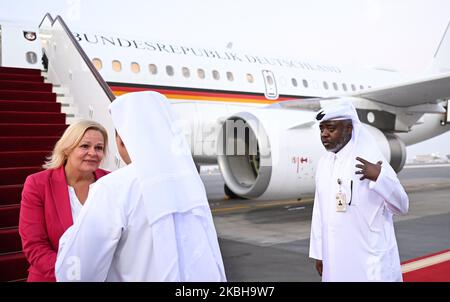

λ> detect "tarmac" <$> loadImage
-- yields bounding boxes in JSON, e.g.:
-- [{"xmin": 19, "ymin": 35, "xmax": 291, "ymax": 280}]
[{"xmin": 201, "ymin": 164, "xmax": 450, "ymax": 281}]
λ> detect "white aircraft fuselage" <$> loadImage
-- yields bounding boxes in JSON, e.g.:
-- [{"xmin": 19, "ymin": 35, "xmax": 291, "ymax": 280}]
[{"xmin": 1, "ymin": 16, "xmax": 449, "ymax": 199}]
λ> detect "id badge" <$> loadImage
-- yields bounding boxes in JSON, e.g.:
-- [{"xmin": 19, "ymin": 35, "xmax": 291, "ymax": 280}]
[{"xmin": 336, "ymin": 192, "xmax": 347, "ymax": 212}]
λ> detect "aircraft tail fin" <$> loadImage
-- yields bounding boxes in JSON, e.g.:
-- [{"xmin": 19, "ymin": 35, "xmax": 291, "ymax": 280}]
[{"xmin": 428, "ymin": 22, "xmax": 450, "ymax": 74}]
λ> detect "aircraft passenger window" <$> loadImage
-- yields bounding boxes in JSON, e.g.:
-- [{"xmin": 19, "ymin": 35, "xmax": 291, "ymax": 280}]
[
  {"xmin": 291, "ymin": 78, "xmax": 298, "ymax": 87},
  {"xmin": 182, "ymin": 67, "xmax": 190, "ymax": 78},
  {"xmin": 351, "ymin": 84, "xmax": 356, "ymax": 91},
  {"xmin": 112, "ymin": 60, "xmax": 122, "ymax": 72},
  {"xmin": 246, "ymin": 73, "xmax": 254, "ymax": 83},
  {"xmin": 26, "ymin": 52, "xmax": 38, "ymax": 64},
  {"xmin": 323, "ymin": 81, "xmax": 329, "ymax": 90},
  {"xmin": 149, "ymin": 64, "xmax": 158, "ymax": 75},
  {"xmin": 166, "ymin": 65, "xmax": 174, "ymax": 76},
  {"xmin": 302, "ymin": 79, "xmax": 308, "ymax": 88},
  {"xmin": 212, "ymin": 70, "xmax": 220, "ymax": 80},
  {"xmin": 92, "ymin": 58, "xmax": 103, "ymax": 70},
  {"xmin": 360, "ymin": 85, "xmax": 364, "ymax": 90},
  {"xmin": 333, "ymin": 82, "xmax": 338, "ymax": 90},
  {"xmin": 342, "ymin": 83, "xmax": 347, "ymax": 91},
  {"xmin": 131, "ymin": 62, "xmax": 140, "ymax": 73},
  {"xmin": 226, "ymin": 72, "xmax": 234, "ymax": 81},
  {"xmin": 197, "ymin": 68, "xmax": 205, "ymax": 79},
  {"xmin": 368, "ymin": 85, "xmax": 372, "ymax": 88}
]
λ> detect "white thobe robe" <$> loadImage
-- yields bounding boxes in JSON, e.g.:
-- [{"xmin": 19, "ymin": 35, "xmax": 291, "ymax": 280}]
[
  {"xmin": 309, "ymin": 137, "xmax": 409, "ymax": 282},
  {"xmin": 55, "ymin": 164, "xmax": 226, "ymax": 282}
]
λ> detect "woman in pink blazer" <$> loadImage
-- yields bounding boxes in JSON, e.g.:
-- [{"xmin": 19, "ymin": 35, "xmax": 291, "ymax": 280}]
[{"xmin": 19, "ymin": 120, "xmax": 110, "ymax": 282}]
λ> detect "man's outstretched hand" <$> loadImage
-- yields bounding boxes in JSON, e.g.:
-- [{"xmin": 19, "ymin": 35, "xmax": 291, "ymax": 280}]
[{"xmin": 355, "ymin": 157, "xmax": 382, "ymax": 181}]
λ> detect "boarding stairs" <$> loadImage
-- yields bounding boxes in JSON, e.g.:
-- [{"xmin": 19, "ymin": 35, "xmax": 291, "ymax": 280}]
[{"xmin": 0, "ymin": 66, "xmax": 69, "ymax": 281}]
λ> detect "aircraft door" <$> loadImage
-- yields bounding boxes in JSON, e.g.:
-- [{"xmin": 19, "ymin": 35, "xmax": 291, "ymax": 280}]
[
  {"xmin": 262, "ymin": 70, "xmax": 279, "ymax": 100},
  {"xmin": 0, "ymin": 23, "xmax": 42, "ymax": 68}
]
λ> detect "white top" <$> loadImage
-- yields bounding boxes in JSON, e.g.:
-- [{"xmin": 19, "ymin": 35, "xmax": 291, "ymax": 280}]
[{"xmin": 67, "ymin": 186, "xmax": 82, "ymax": 223}]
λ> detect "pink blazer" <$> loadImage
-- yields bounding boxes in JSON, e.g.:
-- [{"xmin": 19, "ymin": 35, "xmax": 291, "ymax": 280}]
[{"xmin": 19, "ymin": 166, "xmax": 109, "ymax": 282}]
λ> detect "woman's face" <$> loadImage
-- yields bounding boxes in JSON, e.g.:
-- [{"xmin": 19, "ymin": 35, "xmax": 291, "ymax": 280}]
[{"xmin": 65, "ymin": 130, "xmax": 105, "ymax": 174}]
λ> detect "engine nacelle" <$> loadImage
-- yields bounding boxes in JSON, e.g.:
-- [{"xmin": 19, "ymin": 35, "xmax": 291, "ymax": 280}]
[
  {"xmin": 364, "ymin": 126, "xmax": 407, "ymax": 173},
  {"xmin": 217, "ymin": 108, "xmax": 408, "ymax": 200},
  {"xmin": 217, "ymin": 108, "xmax": 324, "ymax": 200}
]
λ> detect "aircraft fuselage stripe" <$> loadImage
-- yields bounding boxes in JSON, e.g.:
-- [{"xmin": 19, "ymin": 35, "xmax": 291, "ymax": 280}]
[{"xmin": 107, "ymin": 82, "xmax": 311, "ymax": 104}]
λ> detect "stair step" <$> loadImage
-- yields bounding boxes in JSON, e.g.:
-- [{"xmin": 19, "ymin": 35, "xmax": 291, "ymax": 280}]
[
  {"xmin": 0, "ymin": 185, "xmax": 23, "ymax": 206},
  {"xmin": 0, "ymin": 228, "xmax": 22, "ymax": 253},
  {"xmin": 0, "ymin": 80, "xmax": 53, "ymax": 92},
  {"xmin": 0, "ymin": 90, "xmax": 56, "ymax": 102},
  {"xmin": 0, "ymin": 252, "xmax": 28, "ymax": 282},
  {"xmin": 0, "ymin": 151, "xmax": 51, "ymax": 168},
  {"xmin": 0, "ymin": 124, "xmax": 67, "ymax": 137},
  {"xmin": 0, "ymin": 100, "xmax": 61, "ymax": 113},
  {"xmin": 52, "ymin": 86, "xmax": 68, "ymax": 95},
  {"xmin": 0, "ymin": 136, "xmax": 59, "ymax": 151},
  {"xmin": 0, "ymin": 66, "xmax": 41, "ymax": 75},
  {"xmin": 0, "ymin": 73, "xmax": 44, "ymax": 83},
  {"xmin": 0, "ymin": 167, "xmax": 43, "ymax": 186},
  {"xmin": 0, "ymin": 111, "xmax": 66, "ymax": 124},
  {"xmin": 0, "ymin": 204, "xmax": 20, "ymax": 228},
  {"xmin": 0, "ymin": 66, "xmax": 60, "ymax": 282}
]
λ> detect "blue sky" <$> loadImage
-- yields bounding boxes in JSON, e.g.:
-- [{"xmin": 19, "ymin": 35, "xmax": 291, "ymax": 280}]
[{"xmin": 1, "ymin": 0, "xmax": 449, "ymax": 159}]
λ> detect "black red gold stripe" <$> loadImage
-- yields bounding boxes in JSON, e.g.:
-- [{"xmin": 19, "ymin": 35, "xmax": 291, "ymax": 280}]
[{"xmin": 108, "ymin": 82, "xmax": 308, "ymax": 104}]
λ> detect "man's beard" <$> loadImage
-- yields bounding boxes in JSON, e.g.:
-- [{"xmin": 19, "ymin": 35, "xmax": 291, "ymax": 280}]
[{"xmin": 325, "ymin": 134, "xmax": 350, "ymax": 153}]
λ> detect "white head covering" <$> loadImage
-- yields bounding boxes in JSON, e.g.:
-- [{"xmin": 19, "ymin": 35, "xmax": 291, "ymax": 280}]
[
  {"xmin": 109, "ymin": 91, "xmax": 226, "ymax": 281},
  {"xmin": 316, "ymin": 99, "xmax": 389, "ymax": 227},
  {"xmin": 316, "ymin": 99, "xmax": 376, "ymax": 152},
  {"xmin": 316, "ymin": 100, "xmax": 359, "ymax": 123},
  {"xmin": 110, "ymin": 91, "xmax": 207, "ymax": 223}
]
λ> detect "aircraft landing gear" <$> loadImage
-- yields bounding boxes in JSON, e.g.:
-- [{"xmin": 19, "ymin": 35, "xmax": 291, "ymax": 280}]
[{"xmin": 224, "ymin": 184, "xmax": 241, "ymax": 200}]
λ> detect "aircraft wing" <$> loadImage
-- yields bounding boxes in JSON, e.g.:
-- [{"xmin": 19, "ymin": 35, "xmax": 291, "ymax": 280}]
[{"xmin": 352, "ymin": 72, "xmax": 450, "ymax": 107}]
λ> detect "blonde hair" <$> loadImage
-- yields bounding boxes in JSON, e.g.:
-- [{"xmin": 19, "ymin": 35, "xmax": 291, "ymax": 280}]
[{"xmin": 43, "ymin": 120, "xmax": 109, "ymax": 169}]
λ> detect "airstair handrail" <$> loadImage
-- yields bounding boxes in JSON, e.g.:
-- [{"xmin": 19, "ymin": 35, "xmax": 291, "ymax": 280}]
[
  {"xmin": 38, "ymin": 13, "xmax": 120, "ymax": 171},
  {"xmin": 38, "ymin": 14, "xmax": 116, "ymax": 102},
  {"xmin": 38, "ymin": 13, "xmax": 54, "ymax": 28}
]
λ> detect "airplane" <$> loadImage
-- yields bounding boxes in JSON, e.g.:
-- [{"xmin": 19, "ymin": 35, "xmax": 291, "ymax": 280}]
[{"xmin": 1, "ymin": 13, "xmax": 450, "ymax": 201}]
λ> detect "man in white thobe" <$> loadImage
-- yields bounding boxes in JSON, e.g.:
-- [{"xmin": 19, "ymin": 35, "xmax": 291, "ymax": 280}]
[
  {"xmin": 55, "ymin": 91, "xmax": 226, "ymax": 282},
  {"xmin": 309, "ymin": 100, "xmax": 409, "ymax": 282}
]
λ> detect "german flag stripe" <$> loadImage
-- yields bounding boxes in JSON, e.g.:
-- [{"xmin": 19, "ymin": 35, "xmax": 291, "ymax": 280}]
[{"xmin": 108, "ymin": 82, "xmax": 307, "ymax": 104}]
